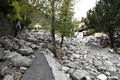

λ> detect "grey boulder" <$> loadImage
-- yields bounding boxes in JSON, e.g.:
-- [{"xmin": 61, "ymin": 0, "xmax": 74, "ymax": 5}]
[
  {"xmin": 3, "ymin": 74, "xmax": 14, "ymax": 80},
  {"xmin": 18, "ymin": 47, "xmax": 33, "ymax": 55},
  {"xmin": 71, "ymin": 70, "xmax": 89, "ymax": 80}
]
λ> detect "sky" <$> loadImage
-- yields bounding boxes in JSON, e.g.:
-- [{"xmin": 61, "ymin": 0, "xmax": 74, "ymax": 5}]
[{"xmin": 74, "ymin": 0, "xmax": 99, "ymax": 20}]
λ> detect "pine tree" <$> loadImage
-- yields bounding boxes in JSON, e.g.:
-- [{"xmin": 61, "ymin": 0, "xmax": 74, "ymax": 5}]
[
  {"xmin": 86, "ymin": 0, "xmax": 120, "ymax": 51},
  {"xmin": 0, "ymin": 0, "xmax": 14, "ymax": 17}
]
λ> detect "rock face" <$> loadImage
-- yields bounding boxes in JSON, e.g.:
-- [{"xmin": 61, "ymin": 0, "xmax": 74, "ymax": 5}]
[{"xmin": 0, "ymin": 17, "xmax": 15, "ymax": 37}]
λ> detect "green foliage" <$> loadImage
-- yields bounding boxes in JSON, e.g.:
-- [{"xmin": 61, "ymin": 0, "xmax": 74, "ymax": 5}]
[
  {"xmin": 56, "ymin": 0, "xmax": 75, "ymax": 38},
  {"xmin": 0, "ymin": 0, "xmax": 14, "ymax": 17},
  {"xmin": 19, "ymin": 0, "xmax": 36, "ymax": 29},
  {"xmin": 85, "ymin": 0, "xmax": 120, "ymax": 48},
  {"xmin": 12, "ymin": 1, "xmax": 21, "ymax": 20},
  {"xmin": 86, "ymin": 0, "xmax": 120, "ymax": 35},
  {"xmin": 7, "ymin": 1, "xmax": 22, "ymax": 20},
  {"xmin": 21, "ymin": 16, "xmax": 32, "ymax": 29},
  {"xmin": 39, "ymin": 18, "xmax": 49, "ymax": 29}
]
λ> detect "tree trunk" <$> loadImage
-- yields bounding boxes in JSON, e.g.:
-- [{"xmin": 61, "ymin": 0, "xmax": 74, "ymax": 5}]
[
  {"xmin": 109, "ymin": 34, "xmax": 117, "ymax": 53},
  {"xmin": 51, "ymin": 0, "xmax": 59, "ymax": 58},
  {"xmin": 60, "ymin": 35, "xmax": 64, "ymax": 50},
  {"xmin": 109, "ymin": 34, "xmax": 114, "ymax": 49},
  {"xmin": 110, "ymin": 37, "xmax": 114, "ymax": 49}
]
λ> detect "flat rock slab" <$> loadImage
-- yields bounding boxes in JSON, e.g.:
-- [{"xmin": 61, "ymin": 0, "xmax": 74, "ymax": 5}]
[{"xmin": 21, "ymin": 51, "xmax": 55, "ymax": 80}]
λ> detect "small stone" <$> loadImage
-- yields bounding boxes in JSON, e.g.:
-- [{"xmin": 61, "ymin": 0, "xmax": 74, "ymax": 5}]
[
  {"xmin": 108, "ymin": 49, "xmax": 114, "ymax": 53},
  {"xmin": 66, "ymin": 62, "xmax": 77, "ymax": 68},
  {"xmin": 26, "ymin": 37, "xmax": 37, "ymax": 42},
  {"xmin": 97, "ymin": 74, "xmax": 107, "ymax": 80},
  {"xmin": 72, "ymin": 54, "xmax": 80, "ymax": 59},
  {"xmin": 68, "ymin": 68, "xmax": 74, "ymax": 74},
  {"xmin": 97, "ymin": 66, "xmax": 107, "ymax": 71},
  {"xmin": 62, "ymin": 66, "xmax": 70, "ymax": 72},
  {"xmin": 104, "ymin": 61, "xmax": 113, "ymax": 66},
  {"xmin": 69, "ymin": 56, "xmax": 74, "ymax": 61},
  {"xmin": 105, "ymin": 72, "xmax": 110, "ymax": 76},
  {"xmin": 84, "ymin": 55, "xmax": 87, "ymax": 59},
  {"xmin": 66, "ymin": 74, "xmax": 70, "ymax": 80},
  {"xmin": 31, "ymin": 55, "xmax": 36, "ymax": 58},
  {"xmin": 116, "ymin": 63, "xmax": 120, "ymax": 68},
  {"xmin": 84, "ymin": 51, "xmax": 88, "ymax": 54},
  {"xmin": 30, "ymin": 44, "xmax": 37, "ymax": 49},
  {"xmin": 107, "ymin": 66, "xmax": 117, "ymax": 72},
  {"xmin": 62, "ymin": 56, "xmax": 68, "ymax": 60},
  {"xmin": 71, "ymin": 70, "xmax": 89, "ymax": 80},
  {"xmin": 111, "ymin": 60, "xmax": 120, "ymax": 64},
  {"xmin": 108, "ymin": 76, "xmax": 118, "ymax": 80},
  {"xmin": 20, "ymin": 67, "xmax": 28, "ymax": 71},
  {"xmin": 85, "ymin": 75, "xmax": 91, "ymax": 80},
  {"xmin": 94, "ymin": 61, "xmax": 103, "ymax": 67}
]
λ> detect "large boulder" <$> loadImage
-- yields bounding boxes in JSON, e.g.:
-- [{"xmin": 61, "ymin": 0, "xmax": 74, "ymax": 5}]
[
  {"xmin": 18, "ymin": 47, "xmax": 33, "ymax": 56},
  {"xmin": 76, "ymin": 32, "xmax": 84, "ymax": 39},
  {"xmin": 11, "ymin": 56, "xmax": 32, "ymax": 67},
  {"xmin": 1, "ymin": 38, "xmax": 14, "ymax": 50},
  {"xmin": 3, "ymin": 52, "xmax": 21, "ymax": 60},
  {"xmin": 19, "ymin": 39, "xmax": 26, "ymax": 46},
  {"xmin": 1, "ymin": 66, "xmax": 9, "ymax": 76},
  {"xmin": 3, "ymin": 74, "xmax": 14, "ymax": 80},
  {"xmin": 4, "ymin": 52, "xmax": 32, "ymax": 67},
  {"xmin": 1, "ymin": 38, "xmax": 20, "ymax": 50}
]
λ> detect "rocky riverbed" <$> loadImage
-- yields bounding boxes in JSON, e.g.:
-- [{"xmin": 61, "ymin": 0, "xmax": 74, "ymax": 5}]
[
  {"xmin": 0, "ymin": 30, "xmax": 120, "ymax": 80},
  {"xmin": 56, "ymin": 37, "xmax": 120, "ymax": 80}
]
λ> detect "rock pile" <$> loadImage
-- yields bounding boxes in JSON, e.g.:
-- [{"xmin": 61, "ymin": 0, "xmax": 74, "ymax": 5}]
[
  {"xmin": 55, "ymin": 35, "xmax": 120, "ymax": 80},
  {"xmin": 0, "ymin": 30, "xmax": 120, "ymax": 80},
  {"xmin": 0, "ymin": 30, "xmax": 53, "ymax": 80}
]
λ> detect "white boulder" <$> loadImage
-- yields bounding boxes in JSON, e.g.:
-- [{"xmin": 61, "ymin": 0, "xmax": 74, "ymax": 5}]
[
  {"xmin": 71, "ymin": 70, "xmax": 89, "ymax": 80},
  {"xmin": 97, "ymin": 74, "xmax": 107, "ymax": 80}
]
